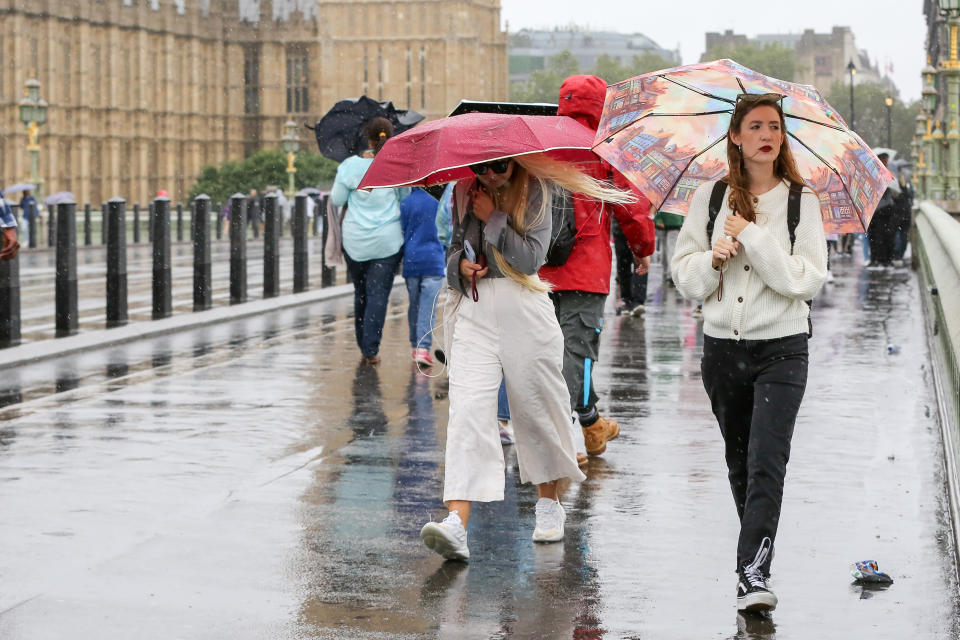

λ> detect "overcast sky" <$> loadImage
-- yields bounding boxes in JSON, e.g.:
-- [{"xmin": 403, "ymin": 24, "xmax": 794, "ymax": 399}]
[{"xmin": 501, "ymin": 1, "xmax": 925, "ymax": 101}]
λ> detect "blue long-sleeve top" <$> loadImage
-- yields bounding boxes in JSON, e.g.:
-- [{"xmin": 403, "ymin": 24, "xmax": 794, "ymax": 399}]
[
  {"xmin": 400, "ymin": 188, "xmax": 446, "ymax": 278},
  {"xmin": 331, "ymin": 155, "xmax": 409, "ymax": 262}
]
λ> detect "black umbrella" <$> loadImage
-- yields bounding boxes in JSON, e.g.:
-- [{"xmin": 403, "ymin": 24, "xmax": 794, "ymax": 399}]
[
  {"xmin": 447, "ymin": 100, "xmax": 558, "ymax": 117},
  {"xmin": 314, "ymin": 96, "xmax": 424, "ymax": 162}
]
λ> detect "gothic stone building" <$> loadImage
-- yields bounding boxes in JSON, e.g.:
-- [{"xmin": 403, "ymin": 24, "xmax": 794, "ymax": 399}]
[{"xmin": 0, "ymin": 0, "xmax": 508, "ymax": 204}]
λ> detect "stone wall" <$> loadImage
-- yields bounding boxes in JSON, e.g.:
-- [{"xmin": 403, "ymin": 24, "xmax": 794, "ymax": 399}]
[{"xmin": 0, "ymin": 0, "xmax": 507, "ymax": 204}]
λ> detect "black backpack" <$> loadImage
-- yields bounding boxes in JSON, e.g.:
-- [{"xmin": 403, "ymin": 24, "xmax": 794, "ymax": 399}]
[
  {"xmin": 706, "ymin": 180, "xmax": 814, "ymax": 337},
  {"xmin": 544, "ymin": 187, "xmax": 577, "ymax": 267}
]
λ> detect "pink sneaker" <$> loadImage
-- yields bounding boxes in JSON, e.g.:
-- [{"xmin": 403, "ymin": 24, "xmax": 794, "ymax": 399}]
[{"xmin": 414, "ymin": 348, "xmax": 434, "ymax": 366}]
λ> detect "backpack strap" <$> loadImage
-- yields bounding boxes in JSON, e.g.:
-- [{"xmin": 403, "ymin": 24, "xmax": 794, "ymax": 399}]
[
  {"xmin": 787, "ymin": 180, "xmax": 803, "ymax": 253},
  {"xmin": 706, "ymin": 180, "xmax": 727, "ymax": 243}
]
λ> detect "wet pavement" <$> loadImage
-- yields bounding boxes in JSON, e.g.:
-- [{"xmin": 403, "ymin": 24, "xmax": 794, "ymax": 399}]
[{"xmin": 0, "ymin": 251, "xmax": 957, "ymax": 639}]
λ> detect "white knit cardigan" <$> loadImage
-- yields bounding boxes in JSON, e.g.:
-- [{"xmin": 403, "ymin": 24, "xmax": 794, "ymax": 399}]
[{"xmin": 671, "ymin": 179, "xmax": 828, "ymax": 341}]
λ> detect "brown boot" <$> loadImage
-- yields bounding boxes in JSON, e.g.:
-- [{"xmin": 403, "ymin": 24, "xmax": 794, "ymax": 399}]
[{"xmin": 583, "ymin": 415, "xmax": 620, "ymax": 455}]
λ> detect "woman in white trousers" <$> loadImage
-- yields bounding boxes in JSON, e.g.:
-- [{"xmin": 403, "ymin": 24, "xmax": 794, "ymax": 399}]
[{"xmin": 421, "ymin": 154, "xmax": 631, "ymax": 561}]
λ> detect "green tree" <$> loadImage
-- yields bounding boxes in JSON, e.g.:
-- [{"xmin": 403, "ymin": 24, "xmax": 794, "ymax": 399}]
[
  {"xmin": 510, "ymin": 50, "xmax": 580, "ymax": 102},
  {"xmin": 824, "ymin": 81, "xmax": 920, "ymax": 160},
  {"xmin": 189, "ymin": 149, "xmax": 339, "ymax": 204},
  {"xmin": 700, "ymin": 42, "xmax": 796, "ymax": 82},
  {"xmin": 625, "ymin": 52, "xmax": 676, "ymax": 77}
]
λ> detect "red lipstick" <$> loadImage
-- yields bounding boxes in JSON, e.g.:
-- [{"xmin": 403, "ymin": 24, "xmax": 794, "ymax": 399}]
[{"xmin": 760, "ymin": 145, "xmax": 773, "ymax": 152}]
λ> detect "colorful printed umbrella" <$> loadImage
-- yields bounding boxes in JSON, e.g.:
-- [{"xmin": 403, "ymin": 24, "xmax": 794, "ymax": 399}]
[
  {"xmin": 357, "ymin": 113, "xmax": 597, "ymax": 190},
  {"xmin": 592, "ymin": 59, "xmax": 894, "ymax": 234}
]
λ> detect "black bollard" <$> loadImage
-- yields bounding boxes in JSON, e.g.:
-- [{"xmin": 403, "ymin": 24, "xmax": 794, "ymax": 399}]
[
  {"xmin": 101, "ymin": 203, "xmax": 107, "ymax": 245},
  {"xmin": 47, "ymin": 202, "xmax": 56, "ymax": 248},
  {"xmin": 319, "ymin": 195, "xmax": 335, "ymax": 287},
  {"xmin": 293, "ymin": 194, "xmax": 308, "ymax": 293},
  {"xmin": 0, "ymin": 248, "xmax": 21, "ymax": 348},
  {"xmin": 55, "ymin": 201, "xmax": 79, "ymax": 338},
  {"xmin": 83, "ymin": 203, "xmax": 91, "ymax": 246},
  {"xmin": 192, "ymin": 195, "xmax": 212, "ymax": 311},
  {"xmin": 25, "ymin": 203, "xmax": 37, "ymax": 249},
  {"xmin": 133, "ymin": 203, "xmax": 140, "ymax": 244},
  {"xmin": 152, "ymin": 197, "xmax": 172, "ymax": 320},
  {"xmin": 176, "ymin": 202, "xmax": 183, "ymax": 242},
  {"xmin": 263, "ymin": 195, "xmax": 280, "ymax": 299},
  {"xmin": 229, "ymin": 193, "xmax": 247, "ymax": 305},
  {"xmin": 105, "ymin": 198, "xmax": 128, "ymax": 328}
]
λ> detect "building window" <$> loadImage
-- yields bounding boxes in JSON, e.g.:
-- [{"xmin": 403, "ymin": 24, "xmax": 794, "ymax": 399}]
[
  {"xmin": 61, "ymin": 40, "xmax": 71, "ymax": 103},
  {"xmin": 420, "ymin": 47, "xmax": 426, "ymax": 108},
  {"xmin": 815, "ymin": 56, "xmax": 832, "ymax": 75},
  {"xmin": 286, "ymin": 46, "xmax": 309, "ymax": 113},
  {"xmin": 0, "ymin": 36, "xmax": 4, "ymax": 101},
  {"xmin": 243, "ymin": 45, "xmax": 260, "ymax": 115}
]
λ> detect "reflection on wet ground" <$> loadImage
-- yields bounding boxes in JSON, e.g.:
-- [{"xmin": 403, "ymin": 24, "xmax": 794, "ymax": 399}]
[{"xmin": 0, "ymin": 255, "xmax": 957, "ymax": 639}]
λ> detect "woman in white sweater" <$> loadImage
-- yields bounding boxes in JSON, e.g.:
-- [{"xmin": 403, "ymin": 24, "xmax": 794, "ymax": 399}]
[{"xmin": 671, "ymin": 94, "xmax": 827, "ymax": 613}]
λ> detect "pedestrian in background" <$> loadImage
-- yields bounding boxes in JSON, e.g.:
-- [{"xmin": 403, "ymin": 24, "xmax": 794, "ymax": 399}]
[
  {"xmin": 540, "ymin": 75, "xmax": 655, "ymax": 464},
  {"xmin": 401, "ymin": 187, "xmax": 445, "ymax": 367},
  {"xmin": 19, "ymin": 190, "xmax": 36, "ymax": 246},
  {"xmin": 0, "ymin": 197, "xmax": 20, "ymax": 260},
  {"xmin": 671, "ymin": 94, "xmax": 827, "ymax": 612},
  {"xmin": 332, "ymin": 117, "xmax": 408, "ymax": 365},
  {"xmin": 867, "ymin": 152, "xmax": 899, "ymax": 267},
  {"xmin": 420, "ymin": 154, "xmax": 631, "ymax": 561},
  {"xmin": 892, "ymin": 165, "xmax": 914, "ymax": 263}
]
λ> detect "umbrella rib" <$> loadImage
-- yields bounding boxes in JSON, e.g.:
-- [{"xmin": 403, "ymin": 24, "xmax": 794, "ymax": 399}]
[
  {"xmin": 787, "ymin": 131, "xmax": 868, "ymax": 231},
  {"xmin": 656, "ymin": 133, "xmax": 729, "ymax": 212},
  {"xmin": 784, "ymin": 113, "xmax": 845, "ymax": 132},
  {"xmin": 662, "ymin": 75, "xmax": 736, "ymax": 105},
  {"xmin": 735, "ymin": 77, "xmax": 747, "ymax": 94}
]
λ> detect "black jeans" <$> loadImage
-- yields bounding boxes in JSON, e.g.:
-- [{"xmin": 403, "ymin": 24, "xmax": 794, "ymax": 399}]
[
  {"xmin": 701, "ymin": 333, "xmax": 809, "ymax": 576},
  {"xmin": 344, "ymin": 250, "xmax": 403, "ymax": 358},
  {"xmin": 612, "ymin": 219, "xmax": 647, "ymax": 306}
]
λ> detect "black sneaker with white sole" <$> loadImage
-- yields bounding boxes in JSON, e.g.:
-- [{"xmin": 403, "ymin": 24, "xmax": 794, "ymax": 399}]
[{"xmin": 737, "ymin": 565, "xmax": 778, "ymax": 612}]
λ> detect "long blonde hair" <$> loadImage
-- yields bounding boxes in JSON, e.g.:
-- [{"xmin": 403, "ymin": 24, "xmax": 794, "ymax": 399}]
[{"xmin": 484, "ymin": 154, "xmax": 635, "ymax": 293}]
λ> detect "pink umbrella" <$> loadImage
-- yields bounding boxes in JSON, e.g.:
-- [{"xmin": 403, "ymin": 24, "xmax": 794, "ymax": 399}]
[{"xmin": 357, "ymin": 113, "xmax": 599, "ymax": 190}]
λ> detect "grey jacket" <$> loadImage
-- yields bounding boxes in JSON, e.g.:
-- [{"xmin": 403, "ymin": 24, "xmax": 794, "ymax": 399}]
[{"xmin": 446, "ymin": 179, "xmax": 552, "ymax": 295}]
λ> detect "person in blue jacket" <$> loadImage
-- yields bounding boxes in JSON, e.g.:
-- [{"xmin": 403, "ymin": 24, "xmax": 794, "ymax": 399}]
[
  {"xmin": 331, "ymin": 117, "xmax": 409, "ymax": 365},
  {"xmin": 401, "ymin": 188, "xmax": 446, "ymax": 366}
]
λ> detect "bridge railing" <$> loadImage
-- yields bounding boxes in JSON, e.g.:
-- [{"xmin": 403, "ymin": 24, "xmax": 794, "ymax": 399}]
[
  {"xmin": 915, "ymin": 200, "xmax": 960, "ymax": 558},
  {"xmin": 0, "ymin": 193, "xmax": 338, "ymax": 349}
]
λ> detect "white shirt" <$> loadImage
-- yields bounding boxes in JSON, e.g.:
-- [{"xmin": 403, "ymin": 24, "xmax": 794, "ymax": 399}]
[{"xmin": 671, "ymin": 180, "xmax": 828, "ymax": 341}]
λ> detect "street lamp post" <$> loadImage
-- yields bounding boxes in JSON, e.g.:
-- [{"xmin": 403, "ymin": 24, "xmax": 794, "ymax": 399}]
[
  {"xmin": 884, "ymin": 96, "xmax": 894, "ymax": 148},
  {"xmin": 922, "ymin": 60, "xmax": 939, "ymax": 199},
  {"xmin": 847, "ymin": 60, "xmax": 857, "ymax": 131},
  {"xmin": 17, "ymin": 78, "xmax": 49, "ymax": 201},
  {"xmin": 281, "ymin": 120, "xmax": 300, "ymax": 198}
]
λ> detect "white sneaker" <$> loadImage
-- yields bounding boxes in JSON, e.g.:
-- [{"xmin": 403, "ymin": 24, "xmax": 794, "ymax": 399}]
[
  {"xmin": 532, "ymin": 498, "xmax": 565, "ymax": 543},
  {"xmin": 421, "ymin": 511, "xmax": 470, "ymax": 561}
]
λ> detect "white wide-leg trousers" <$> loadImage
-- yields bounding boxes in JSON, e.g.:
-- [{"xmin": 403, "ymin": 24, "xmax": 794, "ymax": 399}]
[{"xmin": 443, "ymin": 278, "xmax": 586, "ymax": 503}]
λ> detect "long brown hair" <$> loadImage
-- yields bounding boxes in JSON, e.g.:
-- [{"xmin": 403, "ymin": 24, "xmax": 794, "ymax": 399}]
[
  {"xmin": 365, "ymin": 117, "xmax": 394, "ymax": 155},
  {"xmin": 478, "ymin": 154, "xmax": 635, "ymax": 293},
  {"xmin": 725, "ymin": 95, "xmax": 806, "ymax": 221}
]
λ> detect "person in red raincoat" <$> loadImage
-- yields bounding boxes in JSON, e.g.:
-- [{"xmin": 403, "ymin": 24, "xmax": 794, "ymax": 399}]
[{"xmin": 539, "ymin": 74, "xmax": 655, "ymax": 462}]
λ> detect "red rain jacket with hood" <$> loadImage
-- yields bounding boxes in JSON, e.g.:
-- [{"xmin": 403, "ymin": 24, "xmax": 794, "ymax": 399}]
[{"xmin": 539, "ymin": 75, "xmax": 655, "ymax": 294}]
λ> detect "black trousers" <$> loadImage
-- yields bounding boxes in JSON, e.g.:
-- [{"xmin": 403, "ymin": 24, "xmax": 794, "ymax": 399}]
[
  {"xmin": 612, "ymin": 219, "xmax": 648, "ymax": 306},
  {"xmin": 868, "ymin": 207, "xmax": 896, "ymax": 265},
  {"xmin": 701, "ymin": 333, "xmax": 808, "ymax": 576}
]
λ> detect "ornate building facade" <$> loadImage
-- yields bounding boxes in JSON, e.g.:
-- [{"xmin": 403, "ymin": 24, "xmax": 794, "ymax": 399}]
[{"xmin": 0, "ymin": 0, "xmax": 507, "ymax": 204}]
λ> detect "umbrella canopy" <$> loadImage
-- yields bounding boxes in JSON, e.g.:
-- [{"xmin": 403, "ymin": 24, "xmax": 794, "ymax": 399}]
[
  {"xmin": 3, "ymin": 182, "xmax": 37, "ymax": 195},
  {"xmin": 314, "ymin": 96, "xmax": 424, "ymax": 162},
  {"xmin": 358, "ymin": 113, "xmax": 598, "ymax": 190},
  {"xmin": 44, "ymin": 191, "xmax": 75, "ymax": 205},
  {"xmin": 448, "ymin": 100, "xmax": 558, "ymax": 117},
  {"xmin": 593, "ymin": 59, "xmax": 894, "ymax": 234}
]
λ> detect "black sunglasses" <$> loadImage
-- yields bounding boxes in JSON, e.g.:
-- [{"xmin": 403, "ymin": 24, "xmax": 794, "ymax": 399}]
[{"xmin": 470, "ymin": 159, "xmax": 511, "ymax": 176}]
